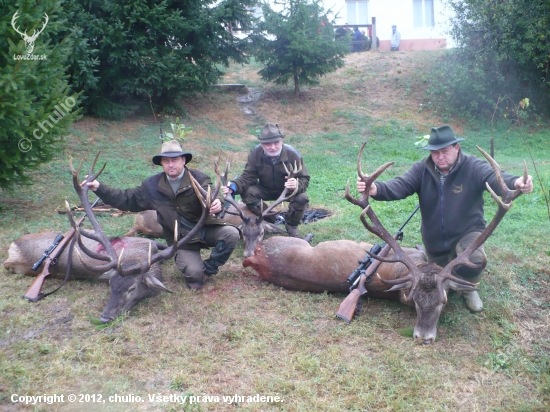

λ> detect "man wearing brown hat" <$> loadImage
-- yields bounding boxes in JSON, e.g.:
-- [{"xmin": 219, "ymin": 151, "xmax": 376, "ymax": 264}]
[
  {"xmin": 86, "ymin": 140, "xmax": 240, "ymax": 290},
  {"xmin": 222, "ymin": 123, "xmax": 310, "ymax": 237},
  {"xmin": 357, "ymin": 125, "xmax": 533, "ymax": 311}
]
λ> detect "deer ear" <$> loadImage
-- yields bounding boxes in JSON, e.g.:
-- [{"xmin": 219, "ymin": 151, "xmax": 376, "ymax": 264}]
[
  {"xmin": 447, "ymin": 280, "xmax": 478, "ymax": 291},
  {"xmin": 99, "ymin": 269, "xmax": 117, "ymax": 280},
  {"xmin": 144, "ymin": 274, "xmax": 172, "ymax": 293},
  {"xmin": 386, "ymin": 281, "xmax": 412, "ymax": 291}
]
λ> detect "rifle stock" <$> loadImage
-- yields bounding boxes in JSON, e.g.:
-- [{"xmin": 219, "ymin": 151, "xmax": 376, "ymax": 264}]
[
  {"xmin": 23, "ymin": 228, "xmax": 77, "ymax": 301},
  {"xmin": 336, "ymin": 243, "xmax": 391, "ymax": 322}
]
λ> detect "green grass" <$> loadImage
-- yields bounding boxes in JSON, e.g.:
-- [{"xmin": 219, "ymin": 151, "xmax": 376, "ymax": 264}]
[{"xmin": 1, "ymin": 51, "xmax": 549, "ymax": 411}]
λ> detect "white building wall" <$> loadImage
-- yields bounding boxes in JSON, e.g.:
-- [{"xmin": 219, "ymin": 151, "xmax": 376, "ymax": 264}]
[{"xmin": 323, "ymin": 0, "xmax": 456, "ymax": 49}]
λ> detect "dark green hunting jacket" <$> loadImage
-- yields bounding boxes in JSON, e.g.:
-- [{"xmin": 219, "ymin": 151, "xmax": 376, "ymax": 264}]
[
  {"xmin": 372, "ymin": 150, "xmax": 519, "ymax": 255},
  {"xmin": 232, "ymin": 144, "xmax": 310, "ymax": 195}
]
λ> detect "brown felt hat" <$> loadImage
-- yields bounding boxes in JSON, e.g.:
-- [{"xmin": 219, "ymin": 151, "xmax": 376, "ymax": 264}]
[
  {"xmin": 422, "ymin": 125, "xmax": 464, "ymax": 150},
  {"xmin": 152, "ymin": 140, "xmax": 192, "ymax": 165},
  {"xmin": 259, "ymin": 123, "xmax": 284, "ymax": 143}
]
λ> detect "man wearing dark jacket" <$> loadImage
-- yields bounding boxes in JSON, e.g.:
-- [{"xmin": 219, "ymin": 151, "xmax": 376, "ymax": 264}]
[
  {"xmin": 357, "ymin": 125, "xmax": 533, "ymax": 311},
  {"xmin": 222, "ymin": 123, "xmax": 310, "ymax": 237},
  {"xmin": 86, "ymin": 140, "xmax": 239, "ymax": 290}
]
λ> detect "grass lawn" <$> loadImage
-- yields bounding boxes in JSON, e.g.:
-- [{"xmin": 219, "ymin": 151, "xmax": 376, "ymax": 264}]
[{"xmin": 1, "ymin": 50, "xmax": 549, "ymax": 411}]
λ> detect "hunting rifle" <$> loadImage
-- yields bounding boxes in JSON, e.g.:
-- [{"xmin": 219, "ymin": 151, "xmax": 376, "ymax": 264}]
[
  {"xmin": 24, "ymin": 198, "xmax": 101, "ymax": 302},
  {"xmin": 336, "ymin": 204, "xmax": 420, "ymax": 323}
]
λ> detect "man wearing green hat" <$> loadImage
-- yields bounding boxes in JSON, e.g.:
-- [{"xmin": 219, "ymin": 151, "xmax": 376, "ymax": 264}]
[
  {"xmin": 86, "ymin": 139, "xmax": 240, "ymax": 290},
  {"xmin": 222, "ymin": 123, "xmax": 310, "ymax": 237},
  {"xmin": 357, "ymin": 125, "xmax": 533, "ymax": 311}
]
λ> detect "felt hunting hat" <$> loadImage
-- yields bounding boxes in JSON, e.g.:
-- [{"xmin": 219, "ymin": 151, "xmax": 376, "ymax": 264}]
[
  {"xmin": 152, "ymin": 140, "xmax": 192, "ymax": 165},
  {"xmin": 259, "ymin": 123, "xmax": 284, "ymax": 144},
  {"xmin": 422, "ymin": 125, "xmax": 464, "ymax": 150}
]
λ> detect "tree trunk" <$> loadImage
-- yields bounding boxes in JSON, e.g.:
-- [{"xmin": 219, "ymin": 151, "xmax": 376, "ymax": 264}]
[{"xmin": 293, "ymin": 71, "xmax": 300, "ymax": 96}]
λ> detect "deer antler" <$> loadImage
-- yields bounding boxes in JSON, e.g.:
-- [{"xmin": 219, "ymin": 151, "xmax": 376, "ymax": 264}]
[
  {"xmin": 214, "ymin": 159, "xmax": 251, "ymax": 222},
  {"xmin": 68, "ymin": 152, "xmax": 213, "ymax": 276},
  {"xmin": 11, "ymin": 11, "xmax": 26, "ymax": 37},
  {"xmin": 345, "ymin": 143, "xmax": 425, "ymax": 301},
  {"xmin": 260, "ymin": 160, "xmax": 301, "ymax": 217},
  {"xmin": 344, "ymin": 142, "xmax": 394, "ymax": 209},
  {"xmin": 439, "ymin": 146, "xmax": 527, "ymax": 281}
]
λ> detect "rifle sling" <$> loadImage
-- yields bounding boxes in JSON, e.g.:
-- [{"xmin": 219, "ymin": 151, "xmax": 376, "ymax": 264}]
[{"xmin": 40, "ymin": 236, "xmax": 77, "ymax": 299}]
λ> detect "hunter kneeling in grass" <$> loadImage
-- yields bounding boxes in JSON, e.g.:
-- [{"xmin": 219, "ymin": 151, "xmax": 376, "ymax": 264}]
[
  {"xmin": 222, "ymin": 123, "xmax": 310, "ymax": 238},
  {"xmin": 85, "ymin": 140, "xmax": 239, "ymax": 290},
  {"xmin": 357, "ymin": 125, "xmax": 533, "ymax": 311}
]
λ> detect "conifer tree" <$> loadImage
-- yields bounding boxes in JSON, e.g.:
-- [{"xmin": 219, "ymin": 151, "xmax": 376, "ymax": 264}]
[
  {"xmin": 63, "ymin": 0, "xmax": 255, "ymax": 117},
  {"xmin": 249, "ymin": 0, "xmax": 348, "ymax": 96},
  {"xmin": 0, "ymin": 1, "xmax": 80, "ymax": 190}
]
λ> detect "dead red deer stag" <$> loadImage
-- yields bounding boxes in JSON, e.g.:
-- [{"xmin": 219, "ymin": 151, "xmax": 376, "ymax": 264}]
[
  {"xmin": 4, "ymin": 154, "xmax": 213, "ymax": 322},
  {"xmin": 344, "ymin": 142, "xmax": 528, "ymax": 343},
  {"xmin": 214, "ymin": 160, "xmax": 299, "ymax": 258},
  {"xmin": 243, "ymin": 236, "xmax": 426, "ymax": 293}
]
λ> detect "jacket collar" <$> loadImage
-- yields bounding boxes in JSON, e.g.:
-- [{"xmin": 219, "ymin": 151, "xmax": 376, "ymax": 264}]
[
  {"xmin": 157, "ymin": 167, "xmax": 191, "ymax": 198},
  {"xmin": 260, "ymin": 144, "xmax": 289, "ymax": 164}
]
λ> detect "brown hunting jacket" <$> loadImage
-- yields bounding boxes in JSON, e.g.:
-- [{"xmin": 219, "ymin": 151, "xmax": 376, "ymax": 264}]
[{"xmin": 95, "ymin": 167, "xmax": 228, "ymax": 250}]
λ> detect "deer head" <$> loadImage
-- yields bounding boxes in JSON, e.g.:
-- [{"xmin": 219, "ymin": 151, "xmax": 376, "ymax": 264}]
[
  {"xmin": 66, "ymin": 152, "xmax": 215, "ymax": 277},
  {"xmin": 346, "ymin": 142, "xmax": 527, "ymax": 343},
  {"xmin": 215, "ymin": 160, "xmax": 299, "ymax": 257},
  {"xmin": 12, "ymin": 11, "xmax": 49, "ymax": 54}
]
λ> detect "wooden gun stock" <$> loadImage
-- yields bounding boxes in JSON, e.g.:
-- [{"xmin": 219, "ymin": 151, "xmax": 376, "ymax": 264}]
[
  {"xmin": 23, "ymin": 228, "xmax": 76, "ymax": 302},
  {"xmin": 335, "ymin": 243, "xmax": 391, "ymax": 323},
  {"xmin": 336, "ymin": 274, "xmax": 368, "ymax": 323}
]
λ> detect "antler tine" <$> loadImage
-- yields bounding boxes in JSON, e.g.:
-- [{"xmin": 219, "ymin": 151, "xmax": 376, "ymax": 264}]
[
  {"xmin": 260, "ymin": 160, "xmax": 301, "ymax": 218},
  {"xmin": 345, "ymin": 142, "xmax": 394, "ymax": 209},
  {"xmin": 476, "ymin": 145, "xmax": 525, "ymax": 203},
  {"xmin": 214, "ymin": 160, "xmax": 250, "ymax": 222},
  {"xmin": 440, "ymin": 146, "xmax": 525, "ymax": 281},
  {"xmin": 261, "ymin": 184, "xmax": 299, "ymax": 217},
  {"xmin": 68, "ymin": 153, "xmax": 120, "ymax": 271},
  {"xmin": 88, "ymin": 151, "xmax": 106, "ymax": 182},
  {"xmin": 359, "ymin": 206, "xmax": 423, "ymax": 298}
]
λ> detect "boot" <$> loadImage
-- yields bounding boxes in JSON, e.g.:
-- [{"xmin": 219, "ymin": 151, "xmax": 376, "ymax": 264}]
[
  {"xmin": 285, "ymin": 223, "xmax": 300, "ymax": 238},
  {"xmin": 463, "ymin": 290, "xmax": 483, "ymax": 312},
  {"xmin": 203, "ymin": 240, "xmax": 235, "ymax": 276},
  {"xmin": 456, "ymin": 274, "xmax": 483, "ymax": 312}
]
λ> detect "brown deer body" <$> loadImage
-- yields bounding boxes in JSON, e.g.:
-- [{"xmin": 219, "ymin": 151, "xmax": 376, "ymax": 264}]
[
  {"xmin": 243, "ymin": 236, "xmax": 427, "ymax": 294},
  {"xmin": 343, "ymin": 143, "xmax": 528, "ymax": 343},
  {"xmin": 4, "ymin": 231, "xmax": 167, "ymax": 322}
]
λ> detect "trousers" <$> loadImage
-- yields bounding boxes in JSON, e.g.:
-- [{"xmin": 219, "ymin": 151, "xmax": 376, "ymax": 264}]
[
  {"xmin": 426, "ymin": 231, "xmax": 487, "ymax": 280},
  {"xmin": 174, "ymin": 225, "xmax": 239, "ymax": 282}
]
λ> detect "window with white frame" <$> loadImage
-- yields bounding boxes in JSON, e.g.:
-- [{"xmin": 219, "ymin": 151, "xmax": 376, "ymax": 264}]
[
  {"xmin": 346, "ymin": 1, "xmax": 369, "ymax": 25},
  {"xmin": 413, "ymin": 0, "xmax": 434, "ymax": 27}
]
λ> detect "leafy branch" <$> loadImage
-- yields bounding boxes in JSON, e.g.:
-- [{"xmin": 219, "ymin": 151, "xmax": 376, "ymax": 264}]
[{"xmin": 491, "ymin": 96, "xmax": 549, "ymax": 220}]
